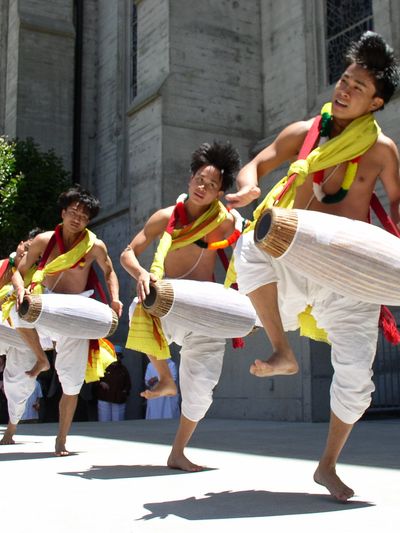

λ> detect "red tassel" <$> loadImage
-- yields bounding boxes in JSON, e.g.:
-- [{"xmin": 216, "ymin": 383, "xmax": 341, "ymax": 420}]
[
  {"xmin": 379, "ymin": 305, "xmax": 400, "ymax": 345},
  {"xmin": 88, "ymin": 339, "xmax": 100, "ymax": 366},
  {"xmin": 232, "ymin": 337, "xmax": 245, "ymax": 349}
]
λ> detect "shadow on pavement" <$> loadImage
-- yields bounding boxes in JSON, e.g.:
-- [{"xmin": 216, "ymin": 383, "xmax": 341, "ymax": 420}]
[
  {"xmin": 0, "ymin": 451, "xmax": 70, "ymax": 460},
  {"xmin": 138, "ymin": 489, "xmax": 374, "ymax": 520},
  {"xmin": 59, "ymin": 464, "xmax": 215, "ymax": 479}
]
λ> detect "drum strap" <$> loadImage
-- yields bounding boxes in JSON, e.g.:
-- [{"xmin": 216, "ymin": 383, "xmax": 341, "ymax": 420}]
[
  {"xmin": 273, "ymin": 114, "xmax": 322, "ymax": 206},
  {"xmin": 370, "ymin": 193, "xmax": 400, "ymax": 238},
  {"xmin": 370, "ymin": 193, "xmax": 400, "ymax": 344}
]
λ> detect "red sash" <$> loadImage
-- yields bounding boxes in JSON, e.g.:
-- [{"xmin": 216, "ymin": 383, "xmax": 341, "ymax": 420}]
[
  {"xmin": 0, "ymin": 259, "xmax": 10, "ymax": 280},
  {"xmin": 37, "ymin": 225, "xmax": 108, "ymax": 304},
  {"xmin": 274, "ymin": 115, "xmax": 400, "ymax": 345}
]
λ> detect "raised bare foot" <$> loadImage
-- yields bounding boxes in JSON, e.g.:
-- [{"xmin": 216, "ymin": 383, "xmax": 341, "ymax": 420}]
[
  {"xmin": 167, "ymin": 452, "xmax": 204, "ymax": 472},
  {"xmin": 249, "ymin": 350, "xmax": 299, "ymax": 377},
  {"xmin": 55, "ymin": 437, "xmax": 70, "ymax": 457},
  {"xmin": 314, "ymin": 465, "xmax": 355, "ymax": 502},
  {"xmin": 140, "ymin": 378, "xmax": 177, "ymax": 400},
  {"xmin": 25, "ymin": 358, "xmax": 50, "ymax": 378}
]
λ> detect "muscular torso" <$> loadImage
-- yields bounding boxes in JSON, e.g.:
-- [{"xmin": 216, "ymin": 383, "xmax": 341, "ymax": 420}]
[
  {"xmin": 37, "ymin": 233, "xmax": 98, "ymax": 294},
  {"xmin": 163, "ymin": 220, "xmax": 232, "ymax": 281},
  {"xmin": 293, "ymin": 132, "xmax": 388, "ymax": 222}
]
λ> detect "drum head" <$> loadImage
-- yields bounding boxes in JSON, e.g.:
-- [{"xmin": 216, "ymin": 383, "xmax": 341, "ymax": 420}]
[
  {"xmin": 143, "ymin": 285, "xmax": 158, "ymax": 308},
  {"xmin": 143, "ymin": 281, "xmax": 174, "ymax": 317},
  {"xmin": 18, "ymin": 294, "xmax": 42, "ymax": 323},
  {"xmin": 254, "ymin": 210, "xmax": 273, "ymax": 242}
]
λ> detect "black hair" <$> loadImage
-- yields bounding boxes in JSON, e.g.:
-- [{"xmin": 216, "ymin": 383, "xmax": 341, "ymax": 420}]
[
  {"xmin": 26, "ymin": 228, "xmax": 43, "ymax": 240},
  {"xmin": 190, "ymin": 141, "xmax": 241, "ymax": 191},
  {"xmin": 345, "ymin": 31, "xmax": 400, "ymax": 108},
  {"xmin": 57, "ymin": 185, "xmax": 100, "ymax": 219}
]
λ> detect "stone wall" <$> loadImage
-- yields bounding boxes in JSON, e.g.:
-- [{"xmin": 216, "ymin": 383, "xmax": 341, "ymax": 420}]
[
  {"xmin": 3, "ymin": 0, "xmax": 75, "ymax": 168},
  {"xmin": 3, "ymin": 0, "xmax": 400, "ymax": 421}
]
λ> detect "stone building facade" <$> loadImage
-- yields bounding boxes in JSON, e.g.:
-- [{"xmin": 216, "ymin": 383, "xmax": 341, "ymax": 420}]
[{"xmin": 1, "ymin": 0, "xmax": 399, "ymax": 420}]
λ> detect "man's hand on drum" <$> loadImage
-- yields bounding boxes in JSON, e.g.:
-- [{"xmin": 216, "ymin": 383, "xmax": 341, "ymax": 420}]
[
  {"xmin": 225, "ymin": 184, "xmax": 261, "ymax": 209},
  {"xmin": 136, "ymin": 270, "xmax": 158, "ymax": 303},
  {"xmin": 15, "ymin": 286, "xmax": 28, "ymax": 310},
  {"xmin": 111, "ymin": 299, "xmax": 123, "ymax": 317}
]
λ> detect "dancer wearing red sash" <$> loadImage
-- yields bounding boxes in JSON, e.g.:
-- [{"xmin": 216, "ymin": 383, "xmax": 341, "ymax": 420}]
[
  {"xmin": 1, "ymin": 186, "xmax": 122, "ymax": 455},
  {"xmin": 226, "ymin": 32, "xmax": 400, "ymax": 500}
]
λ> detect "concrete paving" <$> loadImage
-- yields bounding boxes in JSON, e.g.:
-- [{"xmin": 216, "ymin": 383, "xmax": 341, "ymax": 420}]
[{"xmin": 1, "ymin": 417, "xmax": 399, "ymax": 533}]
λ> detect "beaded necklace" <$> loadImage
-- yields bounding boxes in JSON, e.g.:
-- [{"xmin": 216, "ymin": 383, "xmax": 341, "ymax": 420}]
[{"xmin": 312, "ymin": 110, "xmax": 361, "ymax": 204}]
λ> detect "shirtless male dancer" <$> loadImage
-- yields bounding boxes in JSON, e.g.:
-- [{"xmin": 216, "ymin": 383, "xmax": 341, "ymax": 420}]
[
  {"xmin": 0, "ymin": 228, "xmax": 42, "ymax": 293},
  {"xmin": 226, "ymin": 32, "xmax": 400, "ymax": 500},
  {"xmin": 121, "ymin": 141, "xmax": 241, "ymax": 471},
  {"xmin": 2, "ymin": 186, "xmax": 123, "ymax": 454}
]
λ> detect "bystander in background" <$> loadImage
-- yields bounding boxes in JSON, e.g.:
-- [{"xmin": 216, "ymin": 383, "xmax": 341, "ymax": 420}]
[
  {"xmin": 20, "ymin": 380, "xmax": 43, "ymax": 423},
  {"xmin": 96, "ymin": 345, "xmax": 131, "ymax": 421}
]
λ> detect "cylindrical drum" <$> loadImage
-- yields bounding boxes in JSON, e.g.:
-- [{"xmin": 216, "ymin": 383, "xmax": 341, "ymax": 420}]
[
  {"xmin": 143, "ymin": 279, "xmax": 260, "ymax": 338},
  {"xmin": 0, "ymin": 323, "xmax": 32, "ymax": 353},
  {"xmin": 18, "ymin": 293, "xmax": 118, "ymax": 339},
  {"xmin": 254, "ymin": 207, "xmax": 400, "ymax": 305}
]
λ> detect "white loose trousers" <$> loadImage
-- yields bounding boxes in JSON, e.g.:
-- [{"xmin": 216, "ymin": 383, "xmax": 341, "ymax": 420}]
[
  {"xmin": 10, "ymin": 304, "xmax": 89, "ymax": 396},
  {"xmin": 129, "ymin": 300, "xmax": 225, "ymax": 422},
  {"xmin": 3, "ymin": 346, "xmax": 38, "ymax": 424},
  {"xmin": 234, "ymin": 230, "xmax": 380, "ymax": 425}
]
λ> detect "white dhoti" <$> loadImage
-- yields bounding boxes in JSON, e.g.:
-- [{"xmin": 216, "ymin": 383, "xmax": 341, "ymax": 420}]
[
  {"xmin": 3, "ymin": 347, "xmax": 38, "ymax": 424},
  {"xmin": 129, "ymin": 300, "xmax": 225, "ymax": 422},
  {"xmin": 235, "ymin": 230, "xmax": 380, "ymax": 425},
  {"xmin": 9, "ymin": 294, "xmax": 90, "ymax": 396},
  {"xmin": 0, "ymin": 319, "xmax": 50, "ymax": 423}
]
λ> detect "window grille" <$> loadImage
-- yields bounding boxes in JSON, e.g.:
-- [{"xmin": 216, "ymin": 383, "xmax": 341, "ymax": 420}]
[{"xmin": 325, "ymin": 0, "xmax": 373, "ymax": 85}]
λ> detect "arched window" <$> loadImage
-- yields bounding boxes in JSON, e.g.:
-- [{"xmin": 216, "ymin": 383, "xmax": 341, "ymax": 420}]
[{"xmin": 326, "ymin": 0, "xmax": 373, "ymax": 84}]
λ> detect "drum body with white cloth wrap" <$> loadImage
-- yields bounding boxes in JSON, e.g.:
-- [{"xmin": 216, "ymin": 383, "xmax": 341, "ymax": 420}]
[
  {"xmin": 254, "ymin": 207, "xmax": 400, "ymax": 305},
  {"xmin": 143, "ymin": 279, "xmax": 260, "ymax": 338},
  {"xmin": 18, "ymin": 293, "xmax": 118, "ymax": 339}
]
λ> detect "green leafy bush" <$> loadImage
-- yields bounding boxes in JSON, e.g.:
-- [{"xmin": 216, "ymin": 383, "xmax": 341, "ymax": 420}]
[{"xmin": 0, "ymin": 137, "xmax": 71, "ymax": 257}]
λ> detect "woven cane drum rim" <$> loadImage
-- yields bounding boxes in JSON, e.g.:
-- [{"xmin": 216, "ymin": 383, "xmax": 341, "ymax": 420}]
[
  {"xmin": 254, "ymin": 208, "xmax": 298, "ymax": 258},
  {"xmin": 106, "ymin": 310, "xmax": 119, "ymax": 337},
  {"xmin": 18, "ymin": 294, "xmax": 42, "ymax": 322},
  {"xmin": 143, "ymin": 280, "xmax": 174, "ymax": 317}
]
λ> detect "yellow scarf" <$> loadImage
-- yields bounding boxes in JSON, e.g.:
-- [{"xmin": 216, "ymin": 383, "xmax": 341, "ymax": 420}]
[
  {"xmin": 1, "ymin": 228, "xmax": 115, "ymax": 381},
  {"xmin": 85, "ymin": 338, "xmax": 117, "ymax": 383},
  {"xmin": 252, "ymin": 102, "xmax": 380, "ymax": 221},
  {"xmin": 0, "ymin": 284, "xmax": 11, "ymax": 304},
  {"xmin": 126, "ymin": 199, "xmax": 228, "ymax": 359},
  {"xmin": 1, "ymin": 228, "xmax": 97, "ymax": 320},
  {"xmin": 1, "ymin": 266, "xmax": 40, "ymax": 321},
  {"xmin": 30, "ymin": 228, "xmax": 97, "ymax": 294},
  {"xmin": 225, "ymin": 103, "xmax": 380, "ymax": 343}
]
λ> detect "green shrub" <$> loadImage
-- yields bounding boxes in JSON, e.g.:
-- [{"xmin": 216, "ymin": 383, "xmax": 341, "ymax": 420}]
[{"xmin": 0, "ymin": 137, "xmax": 71, "ymax": 257}]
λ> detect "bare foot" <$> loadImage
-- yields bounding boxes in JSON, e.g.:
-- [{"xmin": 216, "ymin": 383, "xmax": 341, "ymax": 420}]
[
  {"xmin": 0, "ymin": 423, "xmax": 17, "ymax": 445},
  {"xmin": 140, "ymin": 378, "xmax": 177, "ymax": 400},
  {"xmin": 167, "ymin": 452, "xmax": 204, "ymax": 472},
  {"xmin": 25, "ymin": 358, "xmax": 50, "ymax": 378},
  {"xmin": 55, "ymin": 437, "xmax": 70, "ymax": 457},
  {"xmin": 249, "ymin": 349, "xmax": 299, "ymax": 377},
  {"xmin": 314, "ymin": 465, "xmax": 354, "ymax": 502},
  {"xmin": 0, "ymin": 432, "xmax": 16, "ymax": 445}
]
